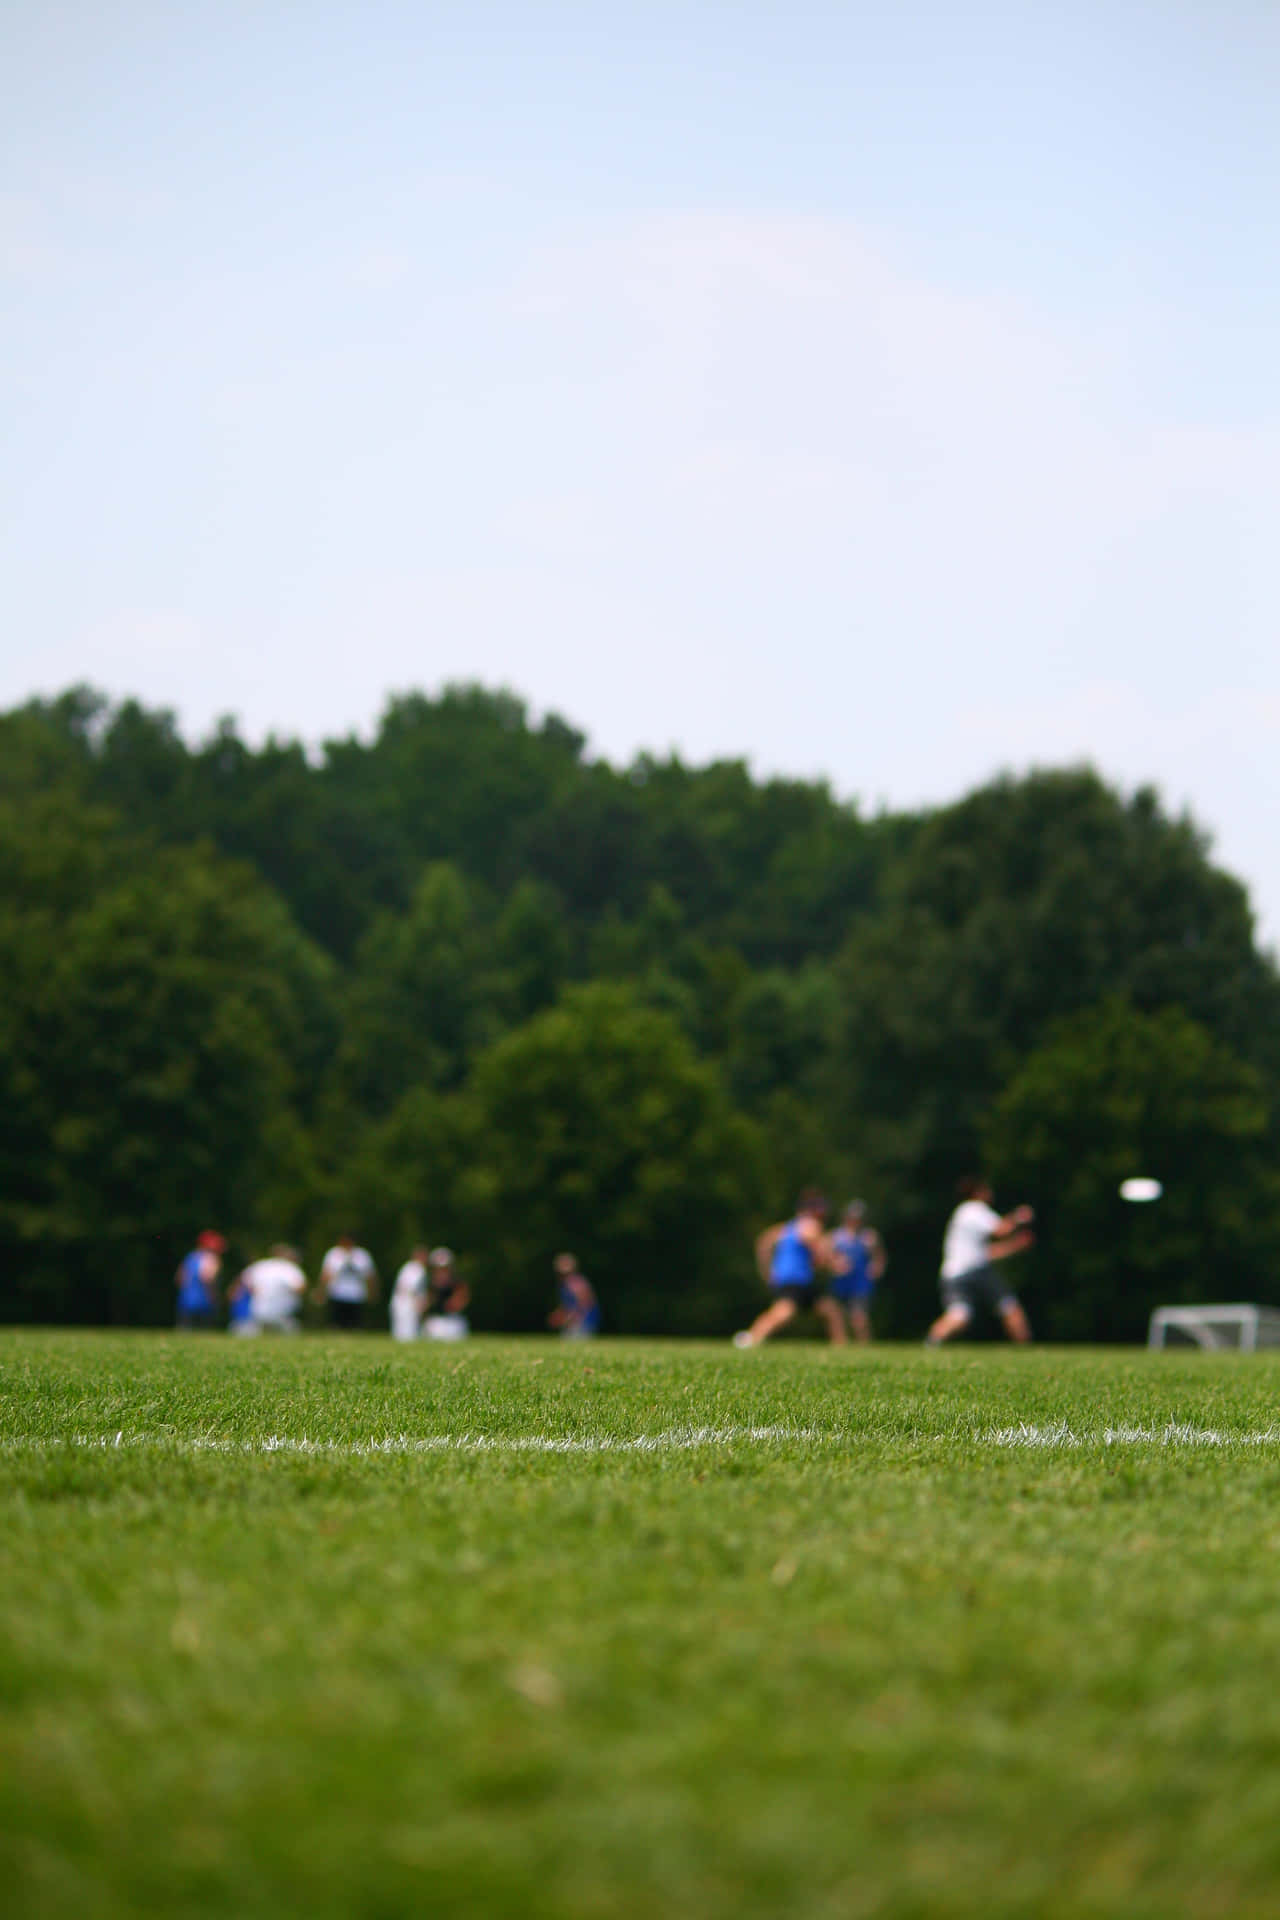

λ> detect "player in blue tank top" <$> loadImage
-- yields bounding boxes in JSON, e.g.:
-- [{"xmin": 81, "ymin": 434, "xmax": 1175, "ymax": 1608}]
[
  {"xmin": 732, "ymin": 1188, "xmax": 833, "ymax": 1348},
  {"xmin": 548, "ymin": 1253, "xmax": 602, "ymax": 1338},
  {"xmin": 823, "ymin": 1200, "xmax": 887, "ymax": 1344},
  {"xmin": 174, "ymin": 1231, "xmax": 225, "ymax": 1330}
]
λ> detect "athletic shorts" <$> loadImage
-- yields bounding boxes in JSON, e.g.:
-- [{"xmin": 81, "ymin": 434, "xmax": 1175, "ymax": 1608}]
[
  {"xmin": 940, "ymin": 1265, "xmax": 1019, "ymax": 1320},
  {"xmin": 827, "ymin": 1278, "xmax": 874, "ymax": 1305},
  {"xmin": 328, "ymin": 1298, "xmax": 365, "ymax": 1331},
  {"xmin": 771, "ymin": 1282, "xmax": 820, "ymax": 1312}
]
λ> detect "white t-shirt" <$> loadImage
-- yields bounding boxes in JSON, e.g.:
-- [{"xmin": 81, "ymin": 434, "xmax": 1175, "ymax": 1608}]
[
  {"xmin": 244, "ymin": 1257, "xmax": 306, "ymax": 1322},
  {"xmin": 322, "ymin": 1245, "xmax": 375, "ymax": 1302},
  {"xmin": 941, "ymin": 1200, "xmax": 1002, "ymax": 1280},
  {"xmin": 392, "ymin": 1259, "xmax": 427, "ymax": 1303}
]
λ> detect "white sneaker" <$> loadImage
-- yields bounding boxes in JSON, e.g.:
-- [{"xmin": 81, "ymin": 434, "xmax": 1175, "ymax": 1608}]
[{"xmin": 732, "ymin": 1330, "xmax": 755, "ymax": 1349}]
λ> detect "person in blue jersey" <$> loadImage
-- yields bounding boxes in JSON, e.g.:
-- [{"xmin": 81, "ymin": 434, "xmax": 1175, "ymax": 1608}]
[
  {"xmin": 226, "ymin": 1271, "xmax": 255, "ymax": 1335},
  {"xmin": 733, "ymin": 1188, "xmax": 835, "ymax": 1347},
  {"xmin": 824, "ymin": 1200, "xmax": 887, "ymax": 1344},
  {"xmin": 174, "ymin": 1230, "xmax": 225, "ymax": 1330},
  {"xmin": 548, "ymin": 1252, "xmax": 601, "ymax": 1339}
]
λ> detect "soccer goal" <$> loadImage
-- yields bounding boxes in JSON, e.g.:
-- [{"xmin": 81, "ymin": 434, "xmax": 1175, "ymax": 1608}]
[{"xmin": 1148, "ymin": 1304, "xmax": 1280, "ymax": 1353}]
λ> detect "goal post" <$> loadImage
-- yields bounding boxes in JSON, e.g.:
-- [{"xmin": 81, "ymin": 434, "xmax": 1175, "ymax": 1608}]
[{"xmin": 1148, "ymin": 1304, "xmax": 1280, "ymax": 1353}]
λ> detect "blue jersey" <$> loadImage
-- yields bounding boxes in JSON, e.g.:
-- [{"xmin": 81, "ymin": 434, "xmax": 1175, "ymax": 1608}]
[
  {"xmin": 770, "ymin": 1219, "xmax": 815, "ymax": 1288},
  {"xmin": 560, "ymin": 1281, "xmax": 601, "ymax": 1334},
  {"xmin": 176, "ymin": 1250, "xmax": 217, "ymax": 1316},
  {"xmin": 829, "ymin": 1228, "xmax": 874, "ymax": 1301}
]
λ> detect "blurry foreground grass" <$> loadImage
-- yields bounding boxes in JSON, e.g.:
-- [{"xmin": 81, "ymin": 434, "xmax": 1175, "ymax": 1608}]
[{"xmin": 4, "ymin": 1332, "xmax": 1280, "ymax": 1918}]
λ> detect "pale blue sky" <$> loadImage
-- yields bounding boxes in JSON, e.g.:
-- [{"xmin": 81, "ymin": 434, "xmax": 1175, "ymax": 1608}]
[{"xmin": 4, "ymin": 4, "xmax": 1278, "ymax": 936}]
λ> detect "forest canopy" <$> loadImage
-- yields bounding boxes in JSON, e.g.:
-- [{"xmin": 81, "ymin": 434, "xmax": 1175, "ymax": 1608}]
[{"xmin": 4, "ymin": 682, "xmax": 1278, "ymax": 1339}]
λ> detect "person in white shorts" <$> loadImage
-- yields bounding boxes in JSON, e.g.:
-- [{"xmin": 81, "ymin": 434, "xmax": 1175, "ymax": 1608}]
[
  {"xmin": 423, "ymin": 1248, "xmax": 470, "ymax": 1341},
  {"xmin": 390, "ymin": 1245, "xmax": 430, "ymax": 1341},
  {"xmin": 239, "ymin": 1244, "xmax": 306, "ymax": 1334},
  {"xmin": 926, "ymin": 1178, "xmax": 1034, "ymax": 1345},
  {"xmin": 315, "ymin": 1235, "xmax": 379, "ymax": 1331}
]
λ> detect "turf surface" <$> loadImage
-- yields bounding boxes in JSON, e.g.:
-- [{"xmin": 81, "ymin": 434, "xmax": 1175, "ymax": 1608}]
[{"xmin": 4, "ymin": 1331, "xmax": 1280, "ymax": 1918}]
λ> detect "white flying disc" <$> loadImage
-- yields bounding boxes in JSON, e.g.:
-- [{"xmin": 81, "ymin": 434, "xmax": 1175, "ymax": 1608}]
[{"xmin": 1120, "ymin": 1177, "xmax": 1163, "ymax": 1203}]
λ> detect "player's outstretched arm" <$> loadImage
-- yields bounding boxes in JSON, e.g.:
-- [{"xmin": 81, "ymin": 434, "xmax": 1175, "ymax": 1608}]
[
  {"xmin": 989, "ymin": 1226, "xmax": 1035, "ymax": 1263},
  {"xmin": 867, "ymin": 1229, "xmax": 887, "ymax": 1281},
  {"xmin": 994, "ymin": 1205, "xmax": 1034, "ymax": 1235},
  {"xmin": 755, "ymin": 1226, "xmax": 782, "ymax": 1283}
]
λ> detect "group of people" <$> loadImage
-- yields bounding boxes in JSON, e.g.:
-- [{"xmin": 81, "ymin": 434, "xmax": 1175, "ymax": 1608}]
[
  {"xmin": 177, "ymin": 1179, "xmax": 1031, "ymax": 1345},
  {"xmin": 174, "ymin": 1233, "xmax": 601, "ymax": 1341},
  {"xmin": 733, "ymin": 1176, "xmax": 1034, "ymax": 1347},
  {"xmin": 733, "ymin": 1193, "xmax": 887, "ymax": 1348}
]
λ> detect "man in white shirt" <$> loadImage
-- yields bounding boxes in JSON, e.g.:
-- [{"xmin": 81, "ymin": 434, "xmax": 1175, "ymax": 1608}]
[
  {"xmin": 315, "ymin": 1234, "xmax": 379, "ymax": 1331},
  {"xmin": 926, "ymin": 1178, "xmax": 1034, "ymax": 1345},
  {"xmin": 390, "ymin": 1245, "xmax": 429, "ymax": 1341},
  {"xmin": 239, "ymin": 1245, "xmax": 307, "ymax": 1334}
]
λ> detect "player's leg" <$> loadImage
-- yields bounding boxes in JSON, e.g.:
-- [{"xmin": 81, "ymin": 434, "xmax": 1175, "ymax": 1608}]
[
  {"xmin": 735, "ymin": 1294, "xmax": 799, "ymax": 1347},
  {"xmin": 926, "ymin": 1284, "xmax": 973, "ymax": 1345},
  {"xmin": 998, "ymin": 1297, "xmax": 1031, "ymax": 1343},
  {"xmin": 815, "ymin": 1294, "xmax": 848, "ymax": 1345},
  {"xmin": 848, "ymin": 1299, "xmax": 872, "ymax": 1344}
]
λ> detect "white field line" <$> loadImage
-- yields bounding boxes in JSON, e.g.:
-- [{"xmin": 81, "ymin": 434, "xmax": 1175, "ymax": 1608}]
[
  {"xmin": 4, "ymin": 1421, "xmax": 1280, "ymax": 1455},
  {"xmin": 987, "ymin": 1421, "xmax": 1280, "ymax": 1449},
  {"xmin": 0, "ymin": 1423, "xmax": 817, "ymax": 1457}
]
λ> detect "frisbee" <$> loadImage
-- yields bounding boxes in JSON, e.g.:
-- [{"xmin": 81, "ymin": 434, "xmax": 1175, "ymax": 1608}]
[{"xmin": 1120, "ymin": 1177, "xmax": 1163, "ymax": 1203}]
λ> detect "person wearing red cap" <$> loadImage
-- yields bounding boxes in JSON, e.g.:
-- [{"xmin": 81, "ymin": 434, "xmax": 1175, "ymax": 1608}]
[{"xmin": 174, "ymin": 1230, "xmax": 226, "ymax": 1330}]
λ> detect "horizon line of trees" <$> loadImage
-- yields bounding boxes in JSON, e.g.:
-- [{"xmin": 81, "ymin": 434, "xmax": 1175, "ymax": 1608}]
[{"xmin": 4, "ymin": 680, "xmax": 1279, "ymax": 1342}]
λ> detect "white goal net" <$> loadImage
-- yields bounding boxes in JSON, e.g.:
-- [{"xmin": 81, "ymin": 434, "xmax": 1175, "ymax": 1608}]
[{"xmin": 1148, "ymin": 1304, "xmax": 1280, "ymax": 1353}]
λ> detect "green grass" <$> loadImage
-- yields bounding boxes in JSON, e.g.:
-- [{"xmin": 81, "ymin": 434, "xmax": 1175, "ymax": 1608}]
[{"xmin": 4, "ymin": 1332, "xmax": 1280, "ymax": 1919}]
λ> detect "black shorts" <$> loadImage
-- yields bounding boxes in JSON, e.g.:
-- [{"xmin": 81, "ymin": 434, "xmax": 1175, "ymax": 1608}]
[
  {"xmin": 771, "ymin": 1283, "xmax": 820, "ymax": 1312},
  {"xmin": 940, "ymin": 1265, "xmax": 1019, "ymax": 1320},
  {"xmin": 328, "ymin": 1299, "xmax": 365, "ymax": 1331}
]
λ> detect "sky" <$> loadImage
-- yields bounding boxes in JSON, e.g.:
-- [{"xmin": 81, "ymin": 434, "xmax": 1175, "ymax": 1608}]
[{"xmin": 4, "ymin": 3, "xmax": 1278, "ymax": 940}]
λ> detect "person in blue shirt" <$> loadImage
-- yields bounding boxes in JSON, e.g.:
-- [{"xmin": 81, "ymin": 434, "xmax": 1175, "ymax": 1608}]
[
  {"xmin": 733, "ymin": 1188, "xmax": 835, "ymax": 1347},
  {"xmin": 174, "ymin": 1231, "xmax": 225, "ymax": 1330},
  {"xmin": 548, "ymin": 1253, "xmax": 601, "ymax": 1339},
  {"xmin": 823, "ymin": 1199, "xmax": 887, "ymax": 1344},
  {"xmin": 226, "ymin": 1272, "xmax": 255, "ymax": 1335}
]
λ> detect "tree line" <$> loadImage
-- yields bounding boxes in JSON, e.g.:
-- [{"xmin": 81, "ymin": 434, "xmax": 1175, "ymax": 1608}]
[{"xmin": 4, "ymin": 682, "xmax": 1278, "ymax": 1341}]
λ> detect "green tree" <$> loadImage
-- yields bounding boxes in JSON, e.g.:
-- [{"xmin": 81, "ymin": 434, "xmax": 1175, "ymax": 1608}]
[
  {"xmin": 823, "ymin": 770, "xmax": 1280, "ymax": 1331},
  {"xmin": 0, "ymin": 825, "xmax": 334, "ymax": 1325},
  {"xmin": 462, "ymin": 984, "xmax": 765, "ymax": 1334},
  {"xmin": 327, "ymin": 863, "xmax": 489, "ymax": 1125},
  {"xmin": 320, "ymin": 1086, "xmax": 480, "ymax": 1290},
  {"xmin": 984, "ymin": 999, "xmax": 1280, "ymax": 1341}
]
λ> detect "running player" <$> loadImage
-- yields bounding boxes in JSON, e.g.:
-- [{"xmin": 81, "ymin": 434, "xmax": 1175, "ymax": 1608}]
[
  {"xmin": 824, "ymin": 1200, "xmax": 886, "ymax": 1344},
  {"xmin": 733, "ymin": 1188, "xmax": 834, "ymax": 1347},
  {"xmin": 548, "ymin": 1252, "xmax": 601, "ymax": 1338},
  {"xmin": 390, "ymin": 1244, "xmax": 430, "ymax": 1341},
  {"xmin": 926, "ymin": 1178, "xmax": 1034, "ymax": 1345},
  {"xmin": 315, "ymin": 1234, "xmax": 379, "ymax": 1331},
  {"xmin": 174, "ymin": 1231, "xmax": 225, "ymax": 1330}
]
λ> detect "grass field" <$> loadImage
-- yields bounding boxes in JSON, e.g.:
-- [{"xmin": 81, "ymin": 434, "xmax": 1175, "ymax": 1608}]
[{"xmin": 4, "ymin": 1332, "xmax": 1280, "ymax": 1918}]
